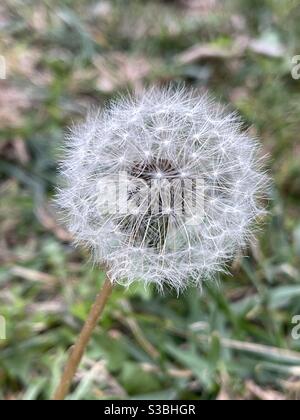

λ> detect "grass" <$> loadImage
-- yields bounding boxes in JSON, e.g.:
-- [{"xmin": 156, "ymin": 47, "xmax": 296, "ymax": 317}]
[{"xmin": 0, "ymin": 0, "xmax": 300, "ymax": 400}]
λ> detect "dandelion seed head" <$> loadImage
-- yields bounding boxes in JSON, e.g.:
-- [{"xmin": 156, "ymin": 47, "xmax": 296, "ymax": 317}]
[{"xmin": 56, "ymin": 86, "xmax": 269, "ymax": 292}]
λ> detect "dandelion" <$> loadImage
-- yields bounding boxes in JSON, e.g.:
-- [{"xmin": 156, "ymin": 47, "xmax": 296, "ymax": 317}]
[{"xmin": 53, "ymin": 85, "xmax": 268, "ymax": 399}]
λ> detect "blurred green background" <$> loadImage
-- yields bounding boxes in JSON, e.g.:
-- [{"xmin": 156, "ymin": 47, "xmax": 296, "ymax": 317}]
[{"xmin": 0, "ymin": 0, "xmax": 300, "ymax": 400}]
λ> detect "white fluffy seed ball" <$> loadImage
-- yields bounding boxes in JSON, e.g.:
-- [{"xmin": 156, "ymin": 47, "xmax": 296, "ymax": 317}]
[{"xmin": 56, "ymin": 86, "xmax": 268, "ymax": 292}]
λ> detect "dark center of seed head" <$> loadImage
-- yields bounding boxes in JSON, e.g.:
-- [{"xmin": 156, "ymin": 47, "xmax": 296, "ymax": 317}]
[{"xmin": 119, "ymin": 158, "xmax": 182, "ymax": 252}]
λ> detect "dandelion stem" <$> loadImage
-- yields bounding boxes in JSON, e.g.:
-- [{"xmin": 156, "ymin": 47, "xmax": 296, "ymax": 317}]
[{"xmin": 53, "ymin": 275, "xmax": 114, "ymax": 400}]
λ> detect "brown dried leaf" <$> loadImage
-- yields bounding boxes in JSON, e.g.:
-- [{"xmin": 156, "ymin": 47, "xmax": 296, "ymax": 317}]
[
  {"xmin": 6, "ymin": 48, "xmax": 53, "ymax": 86},
  {"xmin": 180, "ymin": 0, "xmax": 221, "ymax": 13},
  {"xmin": 94, "ymin": 53, "xmax": 153, "ymax": 93},
  {"xmin": 176, "ymin": 40, "xmax": 246, "ymax": 65},
  {"xmin": 36, "ymin": 204, "xmax": 72, "ymax": 243},
  {"xmin": 246, "ymin": 380, "xmax": 286, "ymax": 401},
  {"xmin": 0, "ymin": 138, "xmax": 30, "ymax": 165},
  {"xmin": 0, "ymin": 82, "xmax": 31, "ymax": 128},
  {"xmin": 11, "ymin": 266, "xmax": 57, "ymax": 286}
]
